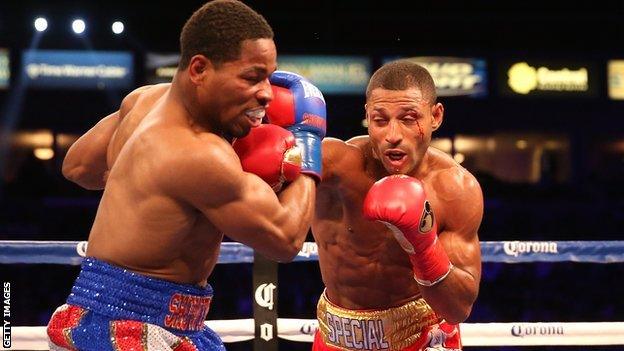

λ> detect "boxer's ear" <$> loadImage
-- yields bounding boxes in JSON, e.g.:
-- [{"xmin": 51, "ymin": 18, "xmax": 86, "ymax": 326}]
[
  {"xmin": 431, "ymin": 102, "xmax": 444, "ymax": 132},
  {"xmin": 188, "ymin": 55, "xmax": 214, "ymax": 85}
]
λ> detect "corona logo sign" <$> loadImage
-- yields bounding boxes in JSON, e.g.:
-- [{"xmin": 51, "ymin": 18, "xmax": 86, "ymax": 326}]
[{"xmin": 507, "ymin": 62, "xmax": 589, "ymax": 94}]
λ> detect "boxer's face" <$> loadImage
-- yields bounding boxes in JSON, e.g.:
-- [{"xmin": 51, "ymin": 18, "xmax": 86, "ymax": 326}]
[
  {"xmin": 193, "ymin": 38, "xmax": 276, "ymax": 137},
  {"xmin": 367, "ymin": 87, "xmax": 444, "ymax": 175}
]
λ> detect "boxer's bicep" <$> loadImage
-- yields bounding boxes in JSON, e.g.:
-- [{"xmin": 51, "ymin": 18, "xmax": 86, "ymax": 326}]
[
  {"xmin": 208, "ymin": 173, "xmax": 287, "ymax": 239},
  {"xmin": 170, "ymin": 142, "xmax": 307, "ymax": 261},
  {"xmin": 62, "ymin": 111, "xmax": 120, "ymax": 190},
  {"xmin": 439, "ymin": 174, "xmax": 484, "ymax": 286},
  {"xmin": 206, "ymin": 172, "xmax": 308, "ymax": 261}
]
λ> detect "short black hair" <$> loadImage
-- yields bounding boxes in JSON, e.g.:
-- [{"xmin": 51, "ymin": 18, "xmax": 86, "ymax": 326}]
[
  {"xmin": 179, "ymin": 0, "xmax": 274, "ymax": 69},
  {"xmin": 366, "ymin": 60, "xmax": 437, "ymax": 105}
]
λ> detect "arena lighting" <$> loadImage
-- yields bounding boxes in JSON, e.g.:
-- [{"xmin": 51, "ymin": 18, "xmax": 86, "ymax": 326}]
[
  {"xmin": 34, "ymin": 17, "xmax": 48, "ymax": 32},
  {"xmin": 516, "ymin": 139, "xmax": 528, "ymax": 150},
  {"xmin": 33, "ymin": 147, "xmax": 54, "ymax": 161},
  {"xmin": 71, "ymin": 19, "xmax": 86, "ymax": 34},
  {"xmin": 13, "ymin": 130, "xmax": 53, "ymax": 148},
  {"xmin": 453, "ymin": 152, "xmax": 465, "ymax": 164},
  {"xmin": 454, "ymin": 136, "xmax": 485, "ymax": 153},
  {"xmin": 0, "ymin": 25, "xmax": 44, "ymax": 193},
  {"xmin": 431, "ymin": 138, "xmax": 452, "ymax": 153},
  {"xmin": 111, "ymin": 21, "xmax": 124, "ymax": 34}
]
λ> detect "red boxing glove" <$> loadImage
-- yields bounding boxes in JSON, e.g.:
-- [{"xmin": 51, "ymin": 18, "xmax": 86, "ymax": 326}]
[
  {"xmin": 232, "ymin": 124, "xmax": 302, "ymax": 192},
  {"xmin": 363, "ymin": 175, "xmax": 453, "ymax": 286}
]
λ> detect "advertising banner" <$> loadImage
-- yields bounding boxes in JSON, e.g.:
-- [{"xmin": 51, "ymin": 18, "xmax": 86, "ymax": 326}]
[
  {"xmin": 608, "ymin": 60, "xmax": 624, "ymax": 100},
  {"xmin": 145, "ymin": 52, "xmax": 179, "ymax": 84},
  {"xmin": 277, "ymin": 55, "xmax": 371, "ymax": 94},
  {"xmin": 384, "ymin": 56, "xmax": 488, "ymax": 97},
  {"xmin": 0, "ymin": 49, "xmax": 9, "ymax": 89},
  {"xmin": 22, "ymin": 50, "xmax": 134, "ymax": 89},
  {"xmin": 499, "ymin": 60, "xmax": 597, "ymax": 97}
]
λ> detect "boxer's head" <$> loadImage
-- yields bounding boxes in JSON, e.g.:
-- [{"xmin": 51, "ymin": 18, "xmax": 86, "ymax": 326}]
[
  {"xmin": 179, "ymin": 0, "xmax": 276, "ymax": 137},
  {"xmin": 365, "ymin": 60, "xmax": 444, "ymax": 175}
]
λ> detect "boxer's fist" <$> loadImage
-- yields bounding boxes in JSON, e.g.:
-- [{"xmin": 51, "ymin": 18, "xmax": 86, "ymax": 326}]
[
  {"xmin": 363, "ymin": 175, "xmax": 452, "ymax": 286},
  {"xmin": 233, "ymin": 124, "xmax": 301, "ymax": 192},
  {"xmin": 363, "ymin": 175, "xmax": 437, "ymax": 253},
  {"xmin": 266, "ymin": 71, "xmax": 326, "ymax": 181}
]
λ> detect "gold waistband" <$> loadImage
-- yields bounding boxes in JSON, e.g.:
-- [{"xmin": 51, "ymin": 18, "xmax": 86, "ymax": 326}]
[{"xmin": 317, "ymin": 291, "xmax": 440, "ymax": 350}]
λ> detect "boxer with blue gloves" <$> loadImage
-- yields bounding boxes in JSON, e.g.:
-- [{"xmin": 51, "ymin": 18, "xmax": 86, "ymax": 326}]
[
  {"xmin": 47, "ymin": 2, "xmax": 323, "ymax": 350},
  {"xmin": 267, "ymin": 70, "xmax": 327, "ymax": 182}
]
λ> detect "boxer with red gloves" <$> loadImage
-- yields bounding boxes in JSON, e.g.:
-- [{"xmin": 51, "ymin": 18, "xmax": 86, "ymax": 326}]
[
  {"xmin": 311, "ymin": 60, "xmax": 483, "ymax": 351},
  {"xmin": 364, "ymin": 175, "xmax": 453, "ymax": 287}
]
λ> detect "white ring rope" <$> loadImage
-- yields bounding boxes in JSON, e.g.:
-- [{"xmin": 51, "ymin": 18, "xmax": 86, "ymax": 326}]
[{"xmin": 7, "ymin": 320, "xmax": 624, "ymax": 350}]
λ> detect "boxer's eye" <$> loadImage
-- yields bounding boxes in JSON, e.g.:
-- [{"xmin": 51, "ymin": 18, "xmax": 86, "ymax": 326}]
[{"xmin": 243, "ymin": 76, "xmax": 261, "ymax": 83}]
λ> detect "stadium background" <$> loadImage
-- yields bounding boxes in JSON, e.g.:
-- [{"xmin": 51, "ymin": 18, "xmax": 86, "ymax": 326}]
[{"xmin": 0, "ymin": 1, "xmax": 623, "ymax": 350}]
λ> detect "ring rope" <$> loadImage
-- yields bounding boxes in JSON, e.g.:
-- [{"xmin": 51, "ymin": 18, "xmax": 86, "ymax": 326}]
[
  {"xmin": 7, "ymin": 321, "xmax": 624, "ymax": 350},
  {"xmin": 1, "ymin": 240, "xmax": 623, "ymax": 265},
  {"xmin": 4, "ymin": 240, "xmax": 623, "ymax": 349}
]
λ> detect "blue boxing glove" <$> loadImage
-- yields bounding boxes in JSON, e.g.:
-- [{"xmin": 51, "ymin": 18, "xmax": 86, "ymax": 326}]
[{"xmin": 266, "ymin": 71, "xmax": 326, "ymax": 182}]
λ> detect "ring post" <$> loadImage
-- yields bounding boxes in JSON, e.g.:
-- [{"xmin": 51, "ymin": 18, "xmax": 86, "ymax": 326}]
[{"xmin": 253, "ymin": 251, "xmax": 279, "ymax": 351}]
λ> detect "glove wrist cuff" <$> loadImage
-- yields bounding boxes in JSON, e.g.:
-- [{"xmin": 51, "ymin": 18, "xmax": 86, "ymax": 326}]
[
  {"xmin": 409, "ymin": 238, "xmax": 452, "ymax": 286},
  {"xmin": 290, "ymin": 130, "xmax": 322, "ymax": 182}
]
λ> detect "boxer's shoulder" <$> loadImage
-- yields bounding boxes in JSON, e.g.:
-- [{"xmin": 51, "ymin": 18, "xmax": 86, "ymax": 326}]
[
  {"xmin": 323, "ymin": 136, "xmax": 368, "ymax": 164},
  {"xmin": 345, "ymin": 135, "xmax": 369, "ymax": 149},
  {"xmin": 425, "ymin": 148, "xmax": 481, "ymax": 203},
  {"xmin": 322, "ymin": 136, "xmax": 368, "ymax": 180},
  {"xmin": 150, "ymin": 134, "xmax": 244, "ymax": 205}
]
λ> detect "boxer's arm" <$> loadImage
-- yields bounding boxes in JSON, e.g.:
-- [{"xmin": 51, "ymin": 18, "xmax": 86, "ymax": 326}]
[
  {"xmin": 320, "ymin": 138, "xmax": 343, "ymax": 181},
  {"xmin": 345, "ymin": 135, "xmax": 369, "ymax": 149},
  {"xmin": 320, "ymin": 136, "xmax": 370, "ymax": 183},
  {"xmin": 171, "ymin": 137, "xmax": 315, "ymax": 262},
  {"xmin": 420, "ymin": 170, "xmax": 483, "ymax": 324},
  {"xmin": 62, "ymin": 111, "xmax": 120, "ymax": 190},
  {"xmin": 62, "ymin": 86, "xmax": 150, "ymax": 190}
]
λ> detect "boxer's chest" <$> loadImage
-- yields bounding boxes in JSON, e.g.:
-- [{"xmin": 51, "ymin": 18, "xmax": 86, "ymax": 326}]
[{"xmin": 337, "ymin": 169, "xmax": 448, "ymax": 235}]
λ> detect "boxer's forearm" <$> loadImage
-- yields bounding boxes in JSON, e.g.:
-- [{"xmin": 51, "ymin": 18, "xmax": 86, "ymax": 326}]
[
  {"xmin": 273, "ymin": 175, "xmax": 316, "ymax": 259},
  {"xmin": 420, "ymin": 266, "xmax": 479, "ymax": 324}
]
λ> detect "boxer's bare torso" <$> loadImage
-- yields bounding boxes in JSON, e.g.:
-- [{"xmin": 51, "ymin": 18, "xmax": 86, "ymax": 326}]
[
  {"xmin": 314, "ymin": 136, "xmax": 481, "ymax": 309},
  {"xmin": 87, "ymin": 84, "xmax": 224, "ymax": 285}
]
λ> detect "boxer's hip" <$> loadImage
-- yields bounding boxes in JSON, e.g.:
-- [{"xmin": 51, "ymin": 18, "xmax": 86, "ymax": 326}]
[
  {"xmin": 67, "ymin": 257, "xmax": 213, "ymax": 332},
  {"xmin": 315, "ymin": 290, "xmax": 461, "ymax": 351},
  {"xmin": 47, "ymin": 257, "xmax": 224, "ymax": 350}
]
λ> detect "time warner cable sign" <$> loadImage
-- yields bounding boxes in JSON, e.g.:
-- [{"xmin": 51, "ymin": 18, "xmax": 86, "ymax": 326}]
[
  {"xmin": 22, "ymin": 50, "xmax": 133, "ymax": 89},
  {"xmin": 383, "ymin": 56, "xmax": 488, "ymax": 97},
  {"xmin": 145, "ymin": 53, "xmax": 372, "ymax": 94}
]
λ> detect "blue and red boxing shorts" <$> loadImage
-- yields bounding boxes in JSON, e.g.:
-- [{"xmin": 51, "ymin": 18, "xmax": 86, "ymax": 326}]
[{"xmin": 47, "ymin": 257, "xmax": 224, "ymax": 351}]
